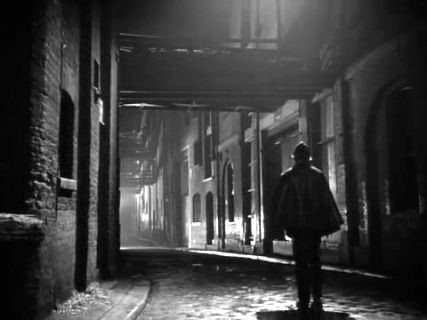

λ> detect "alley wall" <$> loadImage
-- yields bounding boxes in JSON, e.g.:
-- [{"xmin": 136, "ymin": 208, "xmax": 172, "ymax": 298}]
[{"xmin": 0, "ymin": 1, "xmax": 120, "ymax": 319}]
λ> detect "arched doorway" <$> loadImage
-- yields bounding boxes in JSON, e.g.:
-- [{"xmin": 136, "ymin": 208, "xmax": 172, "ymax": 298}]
[
  {"xmin": 206, "ymin": 192, "xmax": 214, "ymax": 245},
  {"xmin": 366, "ymin": 85, "xmax": 419, "ymax": 269}
]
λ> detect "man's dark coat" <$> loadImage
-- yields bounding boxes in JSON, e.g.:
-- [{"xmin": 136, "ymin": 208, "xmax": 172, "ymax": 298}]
[{"xmin": 272, "ymin": 163, "xmax": 344, "ymax": 238}]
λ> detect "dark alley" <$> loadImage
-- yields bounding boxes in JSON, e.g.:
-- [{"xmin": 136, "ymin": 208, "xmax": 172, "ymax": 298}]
[{"xmin": 1, "ymin": 0, "xmax": 427, "ymax": 319}]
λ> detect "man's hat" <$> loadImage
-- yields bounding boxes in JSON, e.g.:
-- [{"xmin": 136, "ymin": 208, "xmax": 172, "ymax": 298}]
[{"xmin": 292, "ymin": 141, "xmax": 310, "ymax": 159}]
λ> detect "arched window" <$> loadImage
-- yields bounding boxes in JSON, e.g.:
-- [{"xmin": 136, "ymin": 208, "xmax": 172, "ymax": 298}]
[
  {"xmin": 192, "ymin": 193, "xmax": 201, "ymax": 222},
  {"xmin": 59, "ymin": 90, "xmax": 75, "ymax": 178}
]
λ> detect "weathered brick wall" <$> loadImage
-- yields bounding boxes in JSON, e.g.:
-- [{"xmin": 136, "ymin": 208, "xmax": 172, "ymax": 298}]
[
  {"xmin": 23, "ymin": 0, "xmax": 103, "ymax": 316},
  {"xmin": 0, "ymin": 0, "xmax": 117, "ymax": 318},
  {"xmin": 54, "ymin": 0, "xmax": 81, "ymax": 302},
  {"xmin": 28, "ymin": 1, "xmax": 65, "ymax": 316},
  {"xmin": 87, "ymin": 0, "xmax": 101, "ymax": 285}
]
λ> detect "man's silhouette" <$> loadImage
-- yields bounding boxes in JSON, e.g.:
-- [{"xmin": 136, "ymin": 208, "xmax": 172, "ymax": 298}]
[{"xmin": 272, "ymin": 142, "xmax": 344, "ymax": 317}]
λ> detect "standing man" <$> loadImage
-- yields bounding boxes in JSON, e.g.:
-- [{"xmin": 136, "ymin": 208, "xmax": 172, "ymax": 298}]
[{"xmin": 271, "ymin": 142, "xmax": 343, "ymax": 317}]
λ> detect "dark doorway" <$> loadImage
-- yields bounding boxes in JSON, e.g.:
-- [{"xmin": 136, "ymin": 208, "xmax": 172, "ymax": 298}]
[
  {"xmin": 226, "ymin": 163, "xmax": 235, "ymax": 223},
  {"xmin": 385, "ymin": 89, "xmax": 419, "ymax": 214},
  {"xmin": 206, "ymin": 192, "xmax": 214, "ymax": 244},
  {"xmin": 262, "ymin": 126, "xmax": 298, "ymax": 250},
  {"xmin": 366, "ymin": 86, "xmax": 419, "ymax": 269},
  {"xmin": 262, "ymin": 134, "xmax": 282, "ymax": 253}
]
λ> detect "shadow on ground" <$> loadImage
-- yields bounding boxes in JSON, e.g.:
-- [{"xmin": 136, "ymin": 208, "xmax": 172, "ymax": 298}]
[{"xmin": 256, "ymin": 310, "xmax": 354, "ymax": 320}]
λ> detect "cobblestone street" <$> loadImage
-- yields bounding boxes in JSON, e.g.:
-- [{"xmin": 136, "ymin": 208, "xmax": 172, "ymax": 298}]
[{"xmin": 122, "ymin": 249, "xmax": 427, "ymax": 320}]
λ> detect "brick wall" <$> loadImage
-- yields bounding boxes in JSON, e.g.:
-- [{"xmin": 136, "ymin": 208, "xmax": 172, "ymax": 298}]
[
  {"xmin": 87, "ymin": 0, "xmax": 101, "ymax": 285},
  {"xmin": 28, "ymin": 1, "xmax": 66, "ymax": 316},
  {"xmin": 12, "ymin": 0, "xmax": 107, "ymax": 317},
  {"xmin": 0, "ymin": 0, "xmax": 118, "ymax": 318}
]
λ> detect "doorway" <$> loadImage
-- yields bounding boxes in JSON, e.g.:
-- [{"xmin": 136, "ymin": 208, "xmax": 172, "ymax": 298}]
[
  {"xmin": 263, "ymin": 126, "xmax": 299, "ymax": 246},
  {"xmin": 206, "ymin": 192, "xmax": 214, "ymax": 244},
  {"xmin": 179, "ymin": 149, "xmax": 190, "ymax": 247},
  {"xmin": 366, "ymin": 86, "xmax": 419, "ymax": 268}
]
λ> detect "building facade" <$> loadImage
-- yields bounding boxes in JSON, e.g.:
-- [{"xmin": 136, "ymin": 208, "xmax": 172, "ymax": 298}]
[
  {"xmin": 0, "ymin": 1, "xmax": 120, "ymax": 319},
  {"xmin": 120, "ymin": 0, "xmax": 427, "ymax": 277}
]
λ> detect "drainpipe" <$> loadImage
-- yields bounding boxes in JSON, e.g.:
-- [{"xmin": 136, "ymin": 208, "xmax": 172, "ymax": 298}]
[
  {"xmin": 214, "ymin": 111, "xmax": 222, "ymax": 249},
  {"xmin": 255, "ymin": 112, "xmax": 263, "ymax": 246}
]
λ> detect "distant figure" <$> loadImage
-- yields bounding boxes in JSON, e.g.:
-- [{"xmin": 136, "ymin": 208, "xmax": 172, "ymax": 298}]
[{"xmin": 271, "ymin": 142, "xmax": 343, "ymax": 318}]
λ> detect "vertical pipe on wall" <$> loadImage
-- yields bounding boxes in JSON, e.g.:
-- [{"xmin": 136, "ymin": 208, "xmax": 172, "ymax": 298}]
[
  {"xmin": 255, "ymin": 112, "xmax": 263, "ymax": 243},
  {"xmin": 255, "ymin": 0, "xmax": 260, "ymax": 48}
]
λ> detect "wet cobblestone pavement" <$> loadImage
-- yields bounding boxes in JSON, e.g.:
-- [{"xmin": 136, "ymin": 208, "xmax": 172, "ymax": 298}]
[{"xmin": 123, "ymin": 249, "xmax": 427, "ymax": 320}]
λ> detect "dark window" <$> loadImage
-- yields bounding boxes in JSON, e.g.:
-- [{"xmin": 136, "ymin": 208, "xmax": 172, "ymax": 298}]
[
  {"xmin": 93, "ymin": 59, "xmax": 104, "ymax": 124},
  {"xmin": 319, "ymin": 95, "xmax": 337, "ymax": 195},
  {"xmin": 93, "ymin": 59, "xmax": 100, "ymax": 92},
  {"xmin": 193, "ymin": 193, "xmax": 201, "ymax": 222},
  {"xmin": 194, "ymin": 141, "xmax": 202, "ymax": 165},
  {"xmin": 386, "ymin": 88, "xmax": 419, "ymax": 213},
  {"xmin": 227, "ymin": 163, "xmax": 235, "ymax": 222},
  {"xmin": 203, "ymin": 112, "xmax": 213, "ymax": 178},
  {"xmin": 241, "ymin": 111, "xmax": 252, "ymax": 130},
  {"xmin": 194, "ymin": 114, "xmax": 203, "ymax": 165},
  {"xmin": 206, "ymin": 192, "xmax": 214, "ymax": 244},
  {"xmin": 58, "ymin": 90, "xmax": 75, "ymax": 178},
  {"xmin": 180, "ymin": 156, "xmax": 189, "ymax": 196}
]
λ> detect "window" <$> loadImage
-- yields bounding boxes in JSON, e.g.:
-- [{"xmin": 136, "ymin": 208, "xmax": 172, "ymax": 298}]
[
  {"xmin": 93, "ymin": 59, "xmax": 104, "ymax": 124},
  {"xmin": 194, "ymin": 141, "xmax": 202, "ymax": 165},
  {"xmin": 203, "ymin": 112, "xmax": 213, "ymax": 178},
  {"xmin": 319, "ymin": 95, "xmax": 336, "ymax": 194},
  {"xmin": 226, "ymin": 163, "xmax": 235, "ymax": 222},
  {"xmin": 58, "ymin": 90, "xmax": 75, "ymax": 179},
  {"xmin": 192, "ymin": 193, "xmax": 201, "ymax": 222},
  {"xmin": 93, "ymin": 59, "xmax": 100, "ymax": 92},
  {"xmin": 206, "ymin": 192, "xmax": 214, "ymax": 244},
  {"xmin": 242, "ymin": 111, "xmax": 252, "ymax": 130},
  {"xmin": 194, "ymin": 113, "xmax": 203, "ymax": 165},
  {"xmin": 180, "ymin": 155, "xmax": 189, "ymax": 196}
]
